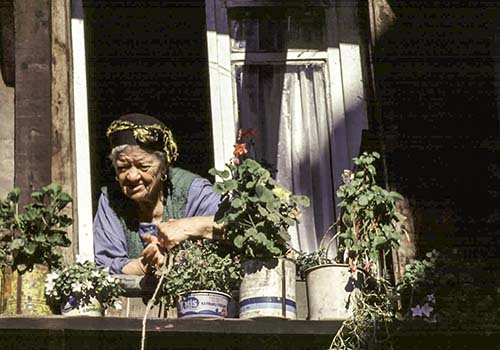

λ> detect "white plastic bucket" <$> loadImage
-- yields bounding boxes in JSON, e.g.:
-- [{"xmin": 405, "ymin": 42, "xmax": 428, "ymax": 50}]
[
  {"xmin": 239, "ymin": 258, "xmax": 296, "ymax": 319},
  {"xmin": 305, "ymin": 263, "xmax": 364, "ymax": 320},
  {"xmin": 176, "ymin": 290, "xmax": 231, "ymax": 319}
]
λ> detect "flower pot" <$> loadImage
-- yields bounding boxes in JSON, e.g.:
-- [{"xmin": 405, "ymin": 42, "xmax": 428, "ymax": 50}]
[
  {"xmin": 60, "ymin": 296, "xmax": 103, "ymax": 317},
  {"xmin": 176, "ymin": 290, "xmax": 230, "ymax": 319},
  {"xmin": 305, "ymin": 263, "xmax": 364, "ymax": 320},
  {"xmin": 239, "ymin": 258, "xmax": 296, "ymax": 319},
  {"xmin": 0, "ymin": 264, "xmax": 51, "ymax": 315}
]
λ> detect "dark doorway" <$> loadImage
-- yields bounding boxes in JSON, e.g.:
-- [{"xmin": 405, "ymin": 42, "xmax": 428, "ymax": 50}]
[{"xmin": 83, "ymin": 1, "xmax": 213, "ymax": 208}]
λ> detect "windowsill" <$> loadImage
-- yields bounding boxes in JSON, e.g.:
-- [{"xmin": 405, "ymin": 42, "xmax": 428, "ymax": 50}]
[
  {"xmin": 0, "ymin": 316, "xmax": 342, "ymax": 334},
  {"xmin": 1, "ymin": 316, "xmax": 500, "ymax": 350}
]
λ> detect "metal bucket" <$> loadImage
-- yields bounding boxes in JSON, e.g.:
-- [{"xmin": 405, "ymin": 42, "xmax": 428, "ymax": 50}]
[
  {"xmin": 176, "ymin": 290, "xmax": 231, "ymax": 319},
  {"xmin": 0, "ymin": 264, "xmax": 52, "ymax": 315},
  {"xmin": 239, "ymin": 258, "xmax": 296, "ymax": 319},
  {"xmin": 305, "ymin": 263, "xmax": 364, "ymax": 320}
]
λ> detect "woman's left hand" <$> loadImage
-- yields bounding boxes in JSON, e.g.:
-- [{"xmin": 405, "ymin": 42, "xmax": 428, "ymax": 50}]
[{"xmin": 157, "ymin": 216, "xmax": 215, "ymax": 250}]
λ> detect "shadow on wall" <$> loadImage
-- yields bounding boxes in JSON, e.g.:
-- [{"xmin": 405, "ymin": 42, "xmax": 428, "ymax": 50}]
[{"xmin": 372, "ymin": 0, "xmax": 500, "ymax": 260}]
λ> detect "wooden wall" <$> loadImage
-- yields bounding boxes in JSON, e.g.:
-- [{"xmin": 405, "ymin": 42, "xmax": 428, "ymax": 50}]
[
  {"xmin": 14, "ymin": 0, "xmax": 52, "ymax": 205},
  {"xmin": 369, "ymin": 0, "xmax": 500, "ymax": 272},
  {"xmin": 0, "ymin": 0, "xmax": 77, "ymax": 261}
]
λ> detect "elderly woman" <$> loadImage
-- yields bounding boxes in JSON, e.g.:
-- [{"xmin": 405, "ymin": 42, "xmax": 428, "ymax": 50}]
[{"xmin": 93, "ymin": 113, "xmax": 222, "ymax": 275}]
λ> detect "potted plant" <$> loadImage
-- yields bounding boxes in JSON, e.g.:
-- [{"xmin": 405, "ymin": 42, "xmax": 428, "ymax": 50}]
[
  {"xmin": 0, "ymin": 183, "xmax": 73, "ymax": 315},
  {"xmin": 297, "ymin": 151, "xmax": 407, "ymax": 321},
  {"xmin": 209, "ymin": 129, "xmax": 309, "ymax": 319},
  {"xmin": 44, "ymin": 259, "xmax": 124, "ymax": 316},
  {"xmin": 156, "ymin": 240, "xmax": 241, "ymax": 319}
]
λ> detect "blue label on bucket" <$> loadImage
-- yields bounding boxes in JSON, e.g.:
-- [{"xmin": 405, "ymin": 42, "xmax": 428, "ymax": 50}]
[
  {"xmin": 181, "ymin": 297, "xmax": 200, "ymax": 309},
  {"xmin": 176, "ymin": 293, "xmax": 230, "ymax": 318},
  {"xmin": 239, "ymin": 297, "xmax": 297, "ymax": 316}
]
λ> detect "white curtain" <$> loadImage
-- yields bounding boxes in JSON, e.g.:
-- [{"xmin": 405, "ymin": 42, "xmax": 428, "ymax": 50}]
[{"xmin": 235, "ymin": 63, "xmax": 360, "ymax": 253}]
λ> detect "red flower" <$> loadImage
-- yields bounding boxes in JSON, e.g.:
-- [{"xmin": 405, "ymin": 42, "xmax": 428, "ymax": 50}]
[
  {"xmin": 237, "ymin": 128, "xmax": 257, "ymax": 141},
  {"xmin": 233, "ymin": 143, "xmax": 248, "ymax": 158}
]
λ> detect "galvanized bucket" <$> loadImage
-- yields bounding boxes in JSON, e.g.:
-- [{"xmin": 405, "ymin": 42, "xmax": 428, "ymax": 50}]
[
  {"xmin": 0, "ymin": 264, "xmax": 52, "ymax": 315},
  {"xmin": 239, "ymin": 258, "xmax": 296, "ymax": 319},
  {"xmin": 305, "ymin": 263, "xmax": 364, "ymax": 320}
]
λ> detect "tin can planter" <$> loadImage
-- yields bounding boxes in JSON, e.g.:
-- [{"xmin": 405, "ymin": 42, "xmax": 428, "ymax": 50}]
[
  {"xmin": 305, "ymin": 263, "xmax": 364, "ymax": 320},
  {"xmin": 239, "ymin": 258, "xmax": 296, "ymax": 319},
  {"xmin": 176, "ymin": 290, "xmax": 231, "ymax": 319},
  {"xmin": 60, "ymin": 296, "xmax": 103, "ymax": 317},
  {"xmin": 0, "ymin": 264, "xmax": 51, "ymax": 315}
]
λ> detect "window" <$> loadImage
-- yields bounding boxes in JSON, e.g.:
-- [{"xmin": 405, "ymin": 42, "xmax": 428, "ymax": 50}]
[{"xmin": 206, "ymin": 0, "xmax": 368, "ymax": 251}]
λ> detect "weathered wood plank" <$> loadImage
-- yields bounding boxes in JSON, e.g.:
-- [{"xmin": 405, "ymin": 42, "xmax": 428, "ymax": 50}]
[
  {"xmin": 51, "ymin": 0, "xmax": 76, "ymax": 263},
  {"xmin": 0, "ymin": 316, "xmax": 342, "ymax": 334},
  {"xmin": 14, "ymin": 0, "xmax": 52, "ymax": 204}
]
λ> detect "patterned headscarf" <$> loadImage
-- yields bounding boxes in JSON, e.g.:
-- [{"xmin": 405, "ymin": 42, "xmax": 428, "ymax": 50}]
[{"xmin": 106, "ymin": 113, "xmax": 179, "ymax": 165}]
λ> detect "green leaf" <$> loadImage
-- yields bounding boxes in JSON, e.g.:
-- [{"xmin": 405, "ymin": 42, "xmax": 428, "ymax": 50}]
[
  {"xmin": 24, "ymin": 242, "xmax": 36, "ymax": 255},
  {"xmin": 358, "ymin": 195, "xmax": 369, "ymax": 206},
  {"xmin": 231, "ymin": 198, "xmax": 243, "ymax": 209},
  {"xmin": 225, "ymin": 180, "xmax": 238, "ymax": 192},
  {"xmin": 268, "ymin": 213, "xmax": 280, "ymax": 223},
  {"xmin": 257, "ymin": 206, "xmax": 268, "ymax": 216},
  {"xmin": 233, "ymin": 236, "xmax": 244, "ymax": 249},
  {"xmin": 31, "ymin": 191, "xmax": 43, "ymax": 202},
  {"xmin": 10, "ymin": 238, "xmax": 24, "ymax": 250}
]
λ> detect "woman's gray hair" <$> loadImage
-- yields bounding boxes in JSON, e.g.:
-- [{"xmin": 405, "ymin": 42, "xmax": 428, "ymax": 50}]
[{"xmin": 109, "ymin": 145, "xmax": 167, "ymax": 172}]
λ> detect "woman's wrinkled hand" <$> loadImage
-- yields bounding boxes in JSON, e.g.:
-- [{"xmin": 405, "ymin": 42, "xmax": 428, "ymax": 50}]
[
  {"xmin": 157, "ymin": 218, "xmax": 191, "ymax": 250},
  {"xmin": 141, "ymin": 234, "xmax": 165, "ymax": 270},
  {"xmin": 156, "ymin": 216, "xmax": 216, "ymax": 250}
]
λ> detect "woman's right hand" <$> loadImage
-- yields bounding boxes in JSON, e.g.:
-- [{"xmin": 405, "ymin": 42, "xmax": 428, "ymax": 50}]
[{"xmin": 141, "ymin": 234, "xmax": 165, "ymax": 269}]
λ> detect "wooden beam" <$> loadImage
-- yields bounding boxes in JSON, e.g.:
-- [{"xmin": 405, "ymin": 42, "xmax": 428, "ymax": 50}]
[
  {"xmin": 71, "ymin": 0, "xmax": 94, "ymax": 261},
  {"xmin": 52, "ymin": 0, "xmax": 76, "ymax": 263},
  {"xmin": 14, "ymin": 0, "xmax": 52, "ymax": 205}
]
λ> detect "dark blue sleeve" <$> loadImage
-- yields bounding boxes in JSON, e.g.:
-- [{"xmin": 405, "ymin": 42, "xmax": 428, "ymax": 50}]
[
  {"xmin": 184, "ymin": 177, "xmax": 221, "ymax": 217},
  {"xmin": 93, "ymin": 193, "xmax": 132, "ymax": 274}
]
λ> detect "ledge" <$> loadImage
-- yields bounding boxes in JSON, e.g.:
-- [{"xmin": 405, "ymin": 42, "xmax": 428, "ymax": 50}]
[
  {"xmin": 0, "ymin": 316, "xmax": 342, "ymax": 334},
  {"xmin": 0, "ymin": 316, "xmax": 340, "ymax": 350},
  {"xmin": 2, "ymin": 316, "xmax": 500, "ymax": 350}
]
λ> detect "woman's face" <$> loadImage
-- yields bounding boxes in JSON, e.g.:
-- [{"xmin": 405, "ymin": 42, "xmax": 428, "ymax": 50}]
[{"xmin": 114, "ymin": 146, "xmax": 164, "ymax": 204}]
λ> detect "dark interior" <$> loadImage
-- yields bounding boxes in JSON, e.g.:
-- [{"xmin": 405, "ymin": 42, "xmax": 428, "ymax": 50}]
[{"xmin": 83, "ymin": 0, "xmax": 212, "ymax": 209}]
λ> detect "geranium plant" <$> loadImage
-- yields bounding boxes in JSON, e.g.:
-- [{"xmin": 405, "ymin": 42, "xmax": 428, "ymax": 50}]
[
  {"xmin": 157, "ymin": 240, "xmax": 241, "ymax": 309},
  {"xmin": 335, "ymin": 151, "xmax": 407, "ymax": 275},
  {"xmin": 0, "ymin": 183, "xmax": 72, "ymax": 274},
  {"xmin": 45, "ymin": 260, "xmax": 124, "ymax": 312},
  {"xmin": 209, "ymin": 128, "xmax": 309, "ymax": 259},
  {"xmin": 295, "ymin": 152, "xmax": 407, "ymax": 278}
]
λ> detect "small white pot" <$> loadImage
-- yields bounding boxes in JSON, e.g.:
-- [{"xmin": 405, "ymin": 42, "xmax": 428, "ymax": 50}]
[
  {"xmin": 60, "ymin": 296, "xmax": 102, "ymax": 317},
  {"xmin": 176, "ymin": 290, "xmax": 231, "ymax": 319}
]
